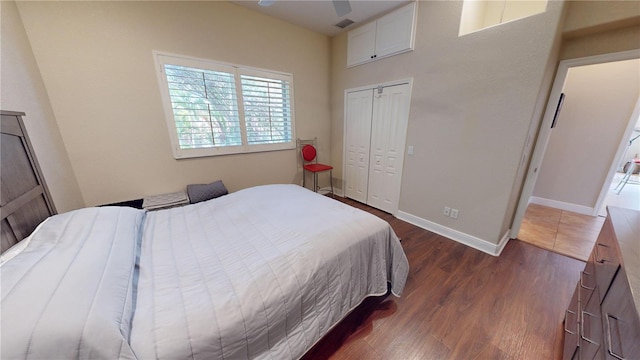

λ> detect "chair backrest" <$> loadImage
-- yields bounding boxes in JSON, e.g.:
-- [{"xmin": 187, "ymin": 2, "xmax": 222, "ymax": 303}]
[
  {"xmin": 298, "ymin": 138, "xmax": 320, "ymax": 164},
  {"xmin": 301, "ymin": 144, "xmax": 317, "ymax": 163}
]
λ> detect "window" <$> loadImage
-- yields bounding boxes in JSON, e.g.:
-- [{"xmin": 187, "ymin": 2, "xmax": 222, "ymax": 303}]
[{"xmin": 154, "ymin": 52, "xmax": 295, "ymax": 158}]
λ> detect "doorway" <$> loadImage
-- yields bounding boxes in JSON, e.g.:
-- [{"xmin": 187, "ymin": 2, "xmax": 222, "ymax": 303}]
[{"xmin": 511, "ymin": 50, "xmax": 640, "ymax": 260}]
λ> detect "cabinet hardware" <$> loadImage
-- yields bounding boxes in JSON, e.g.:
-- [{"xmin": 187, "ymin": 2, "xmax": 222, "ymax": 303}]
[
  {"xmin": 564, "ymin": 309, "xmax": 577, "ymax": 335},
  {"xmin": 580, "ymin": 271, "xmax": 595, "ymax": 290},
  {"xmin": 595, "ymin": 243, "xmax": 610, "ymax": 263},
  {"xmin": 580, "ymin": 311, "xmax": 600, "ymax": 345},
  {"xmin": 606, "ymin": 313, "xmax": 625, "ymax": 360}
]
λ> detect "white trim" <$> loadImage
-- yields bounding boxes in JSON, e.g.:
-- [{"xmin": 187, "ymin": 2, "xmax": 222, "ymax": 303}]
[
  {"xmin": 529, "ymin": 196, "xmax": 595, "ymax": 216},
  {"xmin": 510, "ymin": 49, "xmax": 640, "ymax": 238},
  {"xmin": 397, "ymin": 211, "xmax": 511, "ymax": 256}
]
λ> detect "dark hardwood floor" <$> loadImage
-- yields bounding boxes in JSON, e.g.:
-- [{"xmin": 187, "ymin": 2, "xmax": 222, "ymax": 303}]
[{"xmin": 302, "ymin": 197, "xmax": 585, "ymax": 360}]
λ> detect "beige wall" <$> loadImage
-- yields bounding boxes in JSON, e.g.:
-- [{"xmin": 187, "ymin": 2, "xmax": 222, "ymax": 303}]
[
  {"xmin": 563, "ymin": 0, "xmax": 640, "ymax": 38},
  {"xmin": 332, "ymin": 0, "xmax": 565, "ymax": 244},
  {"xmin": 533, "ymin": 59, "xmax": 640, "ymax": 208},
  {"xmin": 1, "ymin": 1, "xmax": 84, "ymax": 212},
  {"xmin": 561, "ymin": 1, "xmax": 640, "ymax": 59},
  {"xmin": 16, "ymin": 1, "xmax": 331, "ymax": 206}
]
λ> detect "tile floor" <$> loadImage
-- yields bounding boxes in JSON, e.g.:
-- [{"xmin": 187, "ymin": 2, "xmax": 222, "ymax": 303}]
[
  {"xmin": 517, "ymin": 203, "xmax": 605, "ymax": 261},
  {"xmin": 517, "ymin": 172, "xmax": 640, "ymax": 262}
]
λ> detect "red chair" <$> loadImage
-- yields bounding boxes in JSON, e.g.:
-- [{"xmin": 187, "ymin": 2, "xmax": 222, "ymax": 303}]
[{"xmin": 298, "ymin": 139, "xmax": 334, "ymax": 196}]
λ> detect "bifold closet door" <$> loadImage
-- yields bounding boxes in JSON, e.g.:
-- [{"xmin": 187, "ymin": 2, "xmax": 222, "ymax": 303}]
[
  {"xmin": 367, "ymin": 83, "xmax": 410, "ymax": 213},
  {"xmin": 345, "ymin": 83, "xmax": 411, "ymax": 214},
  {"xmin": 345, "ymin": 89, "xmax": 373, "ymax": 203}
]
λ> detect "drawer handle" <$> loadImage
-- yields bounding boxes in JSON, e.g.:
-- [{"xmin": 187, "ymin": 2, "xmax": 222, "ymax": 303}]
[
  {"xmin": 580, "ymin": 271, "xmax": 595, "ymax": 290},
  {"xmin": 564, "ymin": 309, "xmax": 577, "ymax": 335},
  {"xmin": 595, "ymin": 243, "xmax": 610, "ymax": 263},
  {"xmin": 605, "ymin": 313, "xmax": 625, "ymax": 360},
  {"xmin": 581, "ymin": 310, "xmax": 599, "ymax": 345}
]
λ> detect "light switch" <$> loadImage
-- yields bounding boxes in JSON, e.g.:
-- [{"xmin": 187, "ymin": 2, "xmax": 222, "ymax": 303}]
[{"xmin": 407, "ymin": 145, "xmax": 414, "ymax": 155}]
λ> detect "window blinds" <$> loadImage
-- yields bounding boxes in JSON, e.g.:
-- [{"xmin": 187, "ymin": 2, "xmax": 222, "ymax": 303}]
[{"xmin": 155, "ymin": 52, "xmax": 295, "ymax": 158}]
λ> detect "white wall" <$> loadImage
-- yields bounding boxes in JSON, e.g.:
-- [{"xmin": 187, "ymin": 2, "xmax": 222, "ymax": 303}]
[
  {"xmin": 1, "ymin": 1, "xmax": 84, "ymax": 212},
  {"xmin": 332, "ymin": 0, "xmax": 565, "ymax": 246},
  {"xmin": 533, "ymin": 59, "xmax": 640, "ymax": 209},
  {"xmin": 16, "ymin": 1, "xmax": 331, "ymax": 206}
]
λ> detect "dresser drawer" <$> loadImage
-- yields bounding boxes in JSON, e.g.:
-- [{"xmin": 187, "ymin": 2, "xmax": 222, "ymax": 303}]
[
  {"xmin": 592, "ymin": 219, "xmax": 621, "ymax": 303},
  {"xmin": 601, "ymin": 270, "xmax": 640, "ymax": 360},
  {"xmin": 580, "ymin": 286, "xmax": 602, "ymax": 360}
]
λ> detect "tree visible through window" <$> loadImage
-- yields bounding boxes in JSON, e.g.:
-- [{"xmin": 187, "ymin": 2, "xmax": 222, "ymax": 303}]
[{"xmin": 155, "ymin": 52, "xmax": 295, "ymax": 158}]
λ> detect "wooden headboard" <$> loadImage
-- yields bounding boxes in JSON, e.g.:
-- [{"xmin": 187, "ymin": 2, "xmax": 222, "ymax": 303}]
[{"xmin": 1, "ymin": 111, "xmax": 56, "ymax": 253}]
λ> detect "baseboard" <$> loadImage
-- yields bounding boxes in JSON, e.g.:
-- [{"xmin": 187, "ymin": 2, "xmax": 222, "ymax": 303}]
[
  {"xmin": 396, "ymin": 211, "xmax": 511, "ymax": 257},
  {"xmin": 529, "ymin": 196, "xmax": 595, "ymax": 216}
]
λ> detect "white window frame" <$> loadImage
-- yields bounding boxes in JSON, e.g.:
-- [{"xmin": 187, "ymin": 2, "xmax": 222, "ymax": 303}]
[{"xmin": 153, "ymin": 51, "xmax": 296, "ymax": 159}]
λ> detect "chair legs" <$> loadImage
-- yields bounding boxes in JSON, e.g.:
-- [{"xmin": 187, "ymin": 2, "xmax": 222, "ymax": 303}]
[
  {"xmin": 329, "ymin": 170, "xmax": 334, "ymax": 197},
  {"xmin": 303, "ymin": 170, "xmax": 334, "ymax": 197},
  {"xmin": 615, "ymin": 161, "xmax": 638, "ymax": 194}
]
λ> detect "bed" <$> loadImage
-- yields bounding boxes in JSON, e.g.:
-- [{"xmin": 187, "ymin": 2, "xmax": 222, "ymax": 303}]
[{"xmin": 1, "ymin": 179, "xmax": 409, "ymax": 359}]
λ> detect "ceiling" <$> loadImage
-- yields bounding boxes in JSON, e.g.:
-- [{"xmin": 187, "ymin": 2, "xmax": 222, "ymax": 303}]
[{"xmin": 229, "ymin": 0, "xmax": 411, "ymax": 37}]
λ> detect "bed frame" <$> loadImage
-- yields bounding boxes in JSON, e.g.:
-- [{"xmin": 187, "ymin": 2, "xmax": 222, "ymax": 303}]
[{"xmin": 1, "ymin": 110, "xmax": 56, "ymax": 252}]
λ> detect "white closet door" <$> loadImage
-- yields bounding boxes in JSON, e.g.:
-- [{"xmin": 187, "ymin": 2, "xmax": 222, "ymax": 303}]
[
  {"xmin": 345, "ymin": 89, "xmax": 373, "ymax": 203},
  {"xmin": 367, "ymin": 83, "xmax": 411, "ymax": 213}
]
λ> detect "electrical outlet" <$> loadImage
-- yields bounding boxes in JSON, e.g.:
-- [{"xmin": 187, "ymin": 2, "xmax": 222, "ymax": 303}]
[
  {"xmin": 450, "ymin": 209, "xmax": 459, "ymax": 219},
  {"xmin": 443, "ymin": 206, "xmax": 451, "ymax": 216}
]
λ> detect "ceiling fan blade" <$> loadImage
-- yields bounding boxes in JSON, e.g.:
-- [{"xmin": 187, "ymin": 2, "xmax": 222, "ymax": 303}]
[
  {"xmin": 258, "ymin": 0, "xmax": 276, "ymax": 7},
  {"xmin": 332, "ymin": 0, "xmax": 352, "ymax": 17}
]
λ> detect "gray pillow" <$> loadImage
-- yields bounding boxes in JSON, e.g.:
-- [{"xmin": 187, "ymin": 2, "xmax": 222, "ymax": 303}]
[{"xmin": 187, "ymin": 180, "xmax": 228, "ymax": 204}]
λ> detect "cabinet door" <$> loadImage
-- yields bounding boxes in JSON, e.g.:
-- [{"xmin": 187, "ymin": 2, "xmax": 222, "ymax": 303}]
[
  {"xmin": 345, "ymin": 89, "xmax": 373, "ymax": 203},
  {"xmin": 367, "ymin": 83, "xmax": 411, "ymax": 214},
  {"xmin": 347, "ymin": 21, "xmax": 376, "ymax": 67},
  {"xmin": 375, "ymin": 2, "xmax": 416, "ymax": 59}
]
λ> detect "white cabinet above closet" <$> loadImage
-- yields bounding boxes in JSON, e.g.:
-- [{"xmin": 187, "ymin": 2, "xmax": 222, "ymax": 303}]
[{"xmin": 346, "ymin": 2, "xmax": 417, "ymax": 68}]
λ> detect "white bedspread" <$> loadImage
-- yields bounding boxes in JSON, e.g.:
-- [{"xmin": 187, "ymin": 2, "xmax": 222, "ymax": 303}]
[
  {"xmin": 1, "ymin": 184, "xmax": 408, "ymax": 360},
  {"xmin": 130, "ymin": 184, "xmax": 408, "ymax": 359}
]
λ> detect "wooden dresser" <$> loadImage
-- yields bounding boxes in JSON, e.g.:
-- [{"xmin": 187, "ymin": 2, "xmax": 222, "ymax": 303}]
[{"xmin": 563, "ymin": 207, "xmax": 640, "ymax": 359}]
